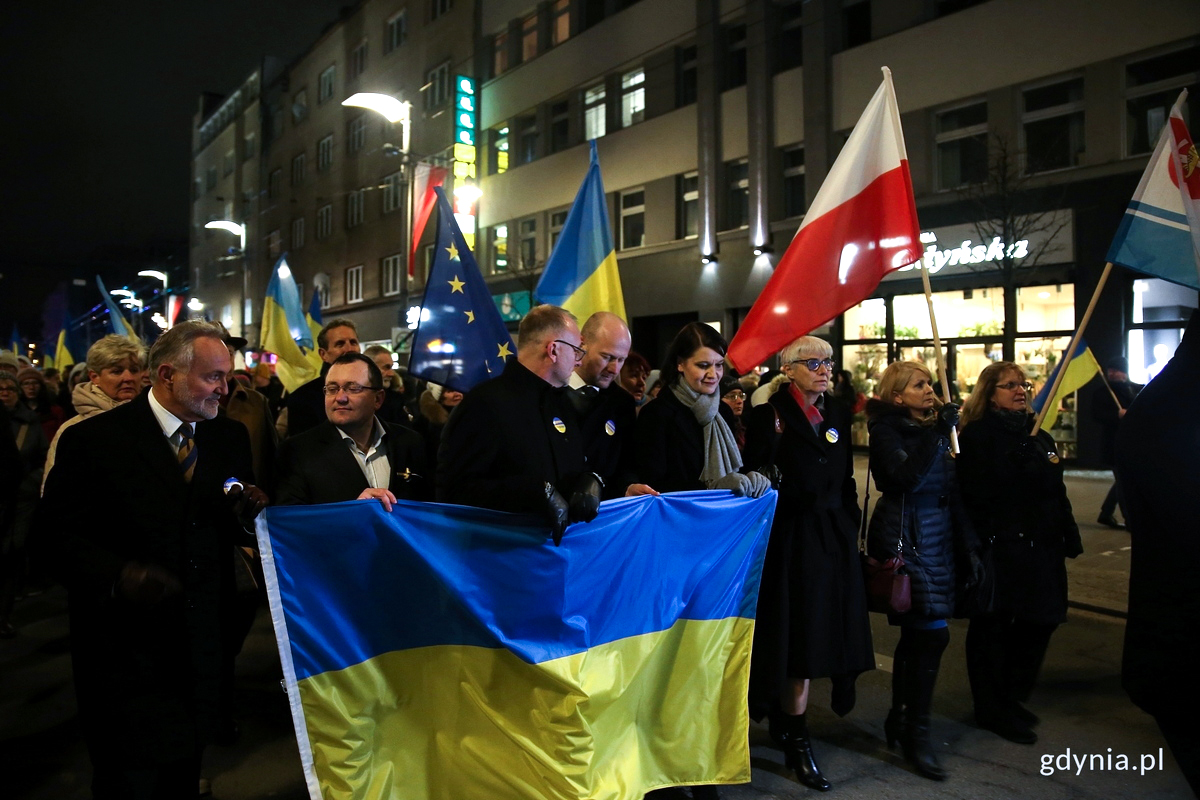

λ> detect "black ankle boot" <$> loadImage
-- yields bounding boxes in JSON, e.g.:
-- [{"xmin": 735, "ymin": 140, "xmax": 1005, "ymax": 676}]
[
  {"xmin": 903, "ymin": 713, "xmax": 947, "ymax": 781},
  {"xmin": 770, "ymin": 712, "xmax": 831, "ymax": 792}
]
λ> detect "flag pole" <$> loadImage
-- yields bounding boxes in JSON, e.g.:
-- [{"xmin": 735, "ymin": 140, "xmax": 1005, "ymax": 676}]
[
  {"xmin": 1032, "ymin": 261, "xmax": 1115, "ymax": 435},
  {"xmin": 1095, "ymin": 367, "xmax": 1125, "ymax": 412},
  {"xmin": 918, "ymin": 263, "xmax": 959, "ymax": 454}
]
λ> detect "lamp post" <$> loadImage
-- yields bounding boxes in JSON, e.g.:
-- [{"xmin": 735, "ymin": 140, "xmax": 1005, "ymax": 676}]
[
  {"xmin": 204, "ymin": 220, "xmax": 248, "ymax": 337},
  {"xmin": 138, "ymin": 269, "xmax": 171, "ymax": 328}
]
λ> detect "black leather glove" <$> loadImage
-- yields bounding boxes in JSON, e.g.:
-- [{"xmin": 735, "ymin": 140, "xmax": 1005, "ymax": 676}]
[
  {"xmin": 542, "ymin": 482, "xmax": 570, "ymax": 546},
  {"xmin": 567, "ymin": 472, "xmax": 604, "ymax": 525},
  {"xmin": 936, "ymin": 402, "xmax": 961, "ymax": 433},
  {"xmin": 116, "ymin": 561, "xmax": 183, "ymax": 605},
  {"xmin": 755, "ymin": 464, "xmax": 783, "ymax": 490},
  {"xmin": 966, "ymin": 549, "xmax": 985, "ymax": 592}
]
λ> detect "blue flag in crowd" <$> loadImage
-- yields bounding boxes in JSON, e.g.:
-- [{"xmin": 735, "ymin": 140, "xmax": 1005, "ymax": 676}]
[
  {"xmin": 95, "ymin": 276, "xmax": 134, "ymax": 339},
  {"xmin": 408, "ymin": 187, "xmax": 515, "ymax": 392},
  {"xmin": 257, "ymin": 490, "xmax": 775, "ymax": 800}
]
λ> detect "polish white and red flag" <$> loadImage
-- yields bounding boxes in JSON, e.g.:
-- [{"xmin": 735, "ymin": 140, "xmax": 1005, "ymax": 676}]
[
  {"xmin": 727, "ymin": 67, "xmax": 922, "ymax": 372},
  {"xmin": 409, "ymin": 162, "xmax": 448, "ymax": 276}
]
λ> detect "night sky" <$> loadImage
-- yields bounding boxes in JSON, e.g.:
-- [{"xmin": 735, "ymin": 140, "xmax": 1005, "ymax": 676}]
[{"xmin": 0, "ymin": 1, "xmax": 347, "ymax": 344}]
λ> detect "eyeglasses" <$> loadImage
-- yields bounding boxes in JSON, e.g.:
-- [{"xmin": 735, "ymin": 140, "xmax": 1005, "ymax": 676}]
[
  {"xmin": 996, "ymin": 381, "xmax": 1034, "ymax": 392},
  {"xmin": 723, "ymin": 391, "xmax": 746, "ymax": 400},
  {"xmin": 322, "ymin": 382, "xmax": 380, "ymax": 396},
  {"xmin": 0, "ymin": 386, "xmax": 16, "ymax": 393},
  {"xmin": 789, "ymin": 358, "xmax": 835, "ymax": 372},
  {"xmin": 554, "ymin": 339, "xmax": 587, "ymax": 362}
]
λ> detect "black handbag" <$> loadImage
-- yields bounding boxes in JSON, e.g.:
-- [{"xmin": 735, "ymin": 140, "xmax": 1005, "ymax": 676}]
[{"xmin": 859, "ymin": 466, "xmax": 912, "ymax": 614}]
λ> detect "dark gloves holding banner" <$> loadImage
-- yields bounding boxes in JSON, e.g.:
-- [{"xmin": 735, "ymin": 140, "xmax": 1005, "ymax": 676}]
[
  {"xmin": 567, "ymin": 472, "xmax": 604, "ymax": 525},
  {"xmin": 710, "ymin": 471, "xmax": 773, "ymax": 498},
  {"xmin": 543, "ymin": 482, "xmax": 571, "ymax": 546},
  {"xmin": 755, "ymin": 464, "xmax": 783, "ymax": 490},
  {"xmin": 936, "ymin": 402, "xmax": 961, "ymax": 433}
]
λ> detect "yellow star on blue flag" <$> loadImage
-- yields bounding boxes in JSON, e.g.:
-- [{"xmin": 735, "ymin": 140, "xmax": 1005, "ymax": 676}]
[{"xmin": 408, "ymin": 187, "xmax": 516, "ymax": 393}]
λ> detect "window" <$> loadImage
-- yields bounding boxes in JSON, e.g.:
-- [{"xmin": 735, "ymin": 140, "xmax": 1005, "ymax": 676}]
[
  {"xmin": 518, "ymin": 218, "xmax": 537, "ymax": 269},
  {"xmin": 347, "ymin": 189, "xmax": 366, "ymax": 228},
  {"xmin": 552, "ymin": 0, "xmax": 570, "ymax": 45},
  {"xmin": 318, "ymin": 135, "xmax": 334, "ymax": 170},
  {"xmin": 318, "ymin": 65, "xmax": 337, "ymax": 103},
  {"xmin": 426, "ymin": 62, "xmax": 450, "ymax": 109},
  {"xmin": 584, "ymin": 84, "xmax": 607, "ymax": 140},
  {"xmin": 292, "ymin": 217, "xmax": 305, "ymax": 250},
  {"xmin": 267, "ymin": 229, "xmax": 282, "ymax": 258},
  {"xmin": 723, "ymin": 24, "xmax": 747, "ymax": 90},
  {"xmin": 431, "ymin": 0, "xmax": 450, "ymax": 20},
  {"xmin": 1125, "ymin": 44, "xmax": 1200, "ymax": 156},
  {"xmin": 314, "ymin": 274, "xmax": 331, "ymax": 308},
  {"xmin": 350, "ymin": 41, "xmax": 367, "ymax": 79},
  {"xmin": 382, "ymin": 254, "xmax": 402, "ymax": 296},
  {"xmin": 1023, "ymin": 77, "xmax": 1084, "ymax": 173},
  {"xmin": 206, "ymin": 166, "xmax": 217, "ymax": 190},
  {"xmin": 243, "ymin": 133, "xmax": 256, "ymax": 161},
  {"xmin": 385, "ymin": 11, "xmax": 407, "ymax": 53},
  {"xmin": 550, "ymin": 101, "xmax": 570, "ymax": 153},
  {"xmin": 726, "ymin": 159, "xmax": 749, "ymax": 229},
  {"xmin": 782, "ymin": 145, "xmax": 806, "ymax": 217},
  {"xmin": 677, "ymin": 172, "xmax": 698, "ymax": 238},
  {"xmin": 348, "ymin": 116, "xmax": 366, "ymax": 154},
  {"xmin": 268, "ymin": 169, "xmax": 282, "ymax": 200},
  {"xmin": 521, "ymin": 14, "xmax": 538, "ymax": 62},
  {"xmin": 935, "ymin": 101, "xmax": 988, "ymax": 189},
  {"xmin": 317, "ymin": 204, "xmax": 333, "ymax": 239},
  {"xmin": 491, "ymin": 224, "xmax": 509, "ymax": 274},
  {"xmin": 382, "ymin": 171, "xmax": 404, "ymax": 213},
  {"xmin": 776, "ymin": 2, "xmax": 802, "ymax": 72},
  {"xmin": 550, "ymin": 210, "xmax": 568, "ymax": 250},
  {"xmin": 291, "ymin": 152, "xmax": 306, "ymax": 186},
  {"xmin": 293, "ymin": 89, "xmax": 309, "ymax": 123},
  {"xmin": 491, "ymin": 126, "xmax": 509, "ymax": 175},
  {"xmin": 518, "ymin": 115, "xmax": 538, "ymax": 165},
  {"xmin": 843, "ymin": 0, "xmax": 871, "ymax": 48},
  {"xmin": 677, "ymin": 45, "xmax": 697, "ymax": 107},
  {"xmin": 494, "ymin": 31, "xmax": 509, "ymax": 77},
  {"xmin": 223, "ymin": 149, "xmax": 235, "ymax": 176},
  {"xmin": 620, "ymin": 189, "xmax": 645, "ymax": 250},
  {"xmin": 620, "ymin": 69, "xmax": 645, "ymax": 128},
  {"xmin": 346, "ymin": 265, "xmax": 364, "ymax": 304}
]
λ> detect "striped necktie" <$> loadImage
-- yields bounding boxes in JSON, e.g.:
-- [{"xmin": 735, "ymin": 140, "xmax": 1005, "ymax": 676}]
[{"xmin": 177, "ymin": 424, "xmax": 197, "ymax": 483}]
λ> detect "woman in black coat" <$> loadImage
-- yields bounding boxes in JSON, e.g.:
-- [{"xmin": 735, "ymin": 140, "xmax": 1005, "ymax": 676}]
[
  {"xmin": 865, "ymin": 360, "xmax": 972, "ymax": 781},
  {"xmin": 635, "ymin": 322, "xmax": 772, "ymax": 800},
  {"xmin": 742, "ymin": 336, "xmax": 873, "ymax": 792},
  {"xmin": 957, "ymin": 361, "xmax": 1081, "ymax": 744}
]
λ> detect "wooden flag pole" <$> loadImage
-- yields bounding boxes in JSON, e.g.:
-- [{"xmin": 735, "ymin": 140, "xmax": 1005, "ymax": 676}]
[
  {"xmin": 918, "ymin": 263, "xmax": 959, "ymax": 454},
  {"xmin": 1095, "ymin": 368, "xmax": 1125, "ymax": 412},
  {"xmin": 1032, "ymin": 261, "xmax": 1115, "ymax": 435}
]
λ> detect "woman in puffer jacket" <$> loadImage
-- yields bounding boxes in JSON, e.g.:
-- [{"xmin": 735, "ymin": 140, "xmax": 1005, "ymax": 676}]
[{"xmin": 865, "ymin": 360, "xmax": 976, "ymax": 781}]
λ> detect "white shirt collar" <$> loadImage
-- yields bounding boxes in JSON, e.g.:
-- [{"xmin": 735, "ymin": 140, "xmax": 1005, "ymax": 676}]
[
  {"xmin": 148, "ymin": 386, "xmax": 190, "ymax": 441},
  {"xmin": 334, "ymin": 416, "xmax": 386, "ymax": 454},
  {"xmin": 568, "ymin": 371, "xmax": 596, "ymax": 391}
]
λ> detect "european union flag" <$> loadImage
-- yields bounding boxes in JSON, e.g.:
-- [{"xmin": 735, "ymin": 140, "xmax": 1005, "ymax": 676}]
[{"xmin": 409, "ymin": 187, "xmax": 515, "ymax": 392}]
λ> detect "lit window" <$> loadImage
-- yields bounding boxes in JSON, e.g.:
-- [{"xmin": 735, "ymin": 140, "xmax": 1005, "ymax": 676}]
[
  {"xmin": 620, "ymin": 69, "xmax": 645, "ymax": 128},
  {"xmin": 494, "ymin": 31, "xmax": 509, "ymax": 77},
  {"xmin": 521, "ymin": 14, "xmax": 538, "ymax": 62},
  {"xmin": 491, "ymin": 126, "xmax": 509, "ymax": 175},
  {"xmin": 491, "ymin": 224, "xmax": 509, "ymax": 274},
  {"xmin": 584, "ymin": 84, "xmax": 606, "ymax": 140},
  {"xmin": 346, "ymin": 265, "xmax": 364, "ymax": 304},
  {"xmin": 382, "ymin": 254, "xmax": 402, "ymax": 296},
  {"xmin": 552, "ymin": 0, "xmax": 570, "ymax": 45}
]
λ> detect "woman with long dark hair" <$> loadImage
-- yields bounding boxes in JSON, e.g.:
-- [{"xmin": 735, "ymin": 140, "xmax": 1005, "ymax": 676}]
[{"xmin": 957, "ymin": 361, "xmax": 1081, "ymax": 744}]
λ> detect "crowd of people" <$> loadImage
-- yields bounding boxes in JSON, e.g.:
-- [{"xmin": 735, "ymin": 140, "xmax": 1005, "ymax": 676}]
[{"xmin": 1, "ymin": 305, "xmax": 1193, "ymax": 799}]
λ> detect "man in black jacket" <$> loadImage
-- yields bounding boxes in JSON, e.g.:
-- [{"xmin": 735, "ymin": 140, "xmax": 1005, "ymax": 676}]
[
  {"xmin": 1092, "ymin": 356, "xmax": 1142, "ymax": 528},
  {"xmin": 283, "ymin": 318, "xmax": 360, "ymax": 439},
  {"xmin": 567, "ymin": 312, "xmax": 657, "ymax": 499},
  {"xmin": 39, "ymin": 321, "xmax": 268, "ymax": 799},
  {"xmin": 437, "ymin": 304, "xmax": 600, "ymax": 544},
  {"xmin": 276, "ymin": 352, "xmax": 428, "ymax": 508}
]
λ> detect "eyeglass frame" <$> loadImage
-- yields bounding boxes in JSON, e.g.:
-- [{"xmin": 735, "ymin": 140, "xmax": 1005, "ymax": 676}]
[
  {"xmin": 322, "ymin": 382, "xmax": 382, "ymax": 396},
  {"xmin": 787, "ymin": 357, "xmax": 835, "ymax": 372},
  {"xmin": 722, "ymin": 390, "xmax": 746, "ymax": 400},
  {"xmin": 554, "ymin": 339, "xmax": 587, "ymax": 362},
  {"xmin": 995, "ymin": 381, "xmax": 1034, "ymax": 392}
]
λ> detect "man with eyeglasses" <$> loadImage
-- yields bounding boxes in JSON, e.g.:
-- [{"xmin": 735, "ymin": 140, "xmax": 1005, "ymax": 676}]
[
  {"xmin": 282, "ymin": 318, "xmax": 362, "ymax": 440},
  {"xmin": 275, "ymin": 352, "xmax": 428, "ymax": 508},
  {"xmin": 438, "ymin": 304, "xmax": 601, "ymax": 545},
  {"xmin": 567, "ymin": 312, "xmax": 659, "ymax": 499}
]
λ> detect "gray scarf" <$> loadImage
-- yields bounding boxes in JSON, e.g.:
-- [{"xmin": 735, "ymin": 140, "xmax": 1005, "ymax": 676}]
[{"xmin": 671, "ymin": 382, "xmax": 742, "ymax": 485}]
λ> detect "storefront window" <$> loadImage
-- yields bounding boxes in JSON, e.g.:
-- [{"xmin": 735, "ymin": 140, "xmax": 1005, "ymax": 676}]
[
  {"xmin": 1016, "ymin": 283, "xmax": 1074, "ymax": 332},
  {"xmin": 843, "ymin": 297, "xmax": 885, "ymax": 339},
  {"xmin": 1129, "ymin": 278, "xmax": 1199, "ymax": 384}
]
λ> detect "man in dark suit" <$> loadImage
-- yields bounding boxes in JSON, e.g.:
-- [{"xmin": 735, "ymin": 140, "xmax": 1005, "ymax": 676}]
[
  {"xmin": 567, "ymin": 312, "xmax": 657, "ymax": 499},
  {"xmin": 276, "ymin": 352, "xmax": 429, "ymax": 507},
  {"xmin": 437, "ymin": 304, "xmax": 601, "ymax": 544},
  {"xmin": 39, "ymin": 321, "xmax": 268, "ymax": 799},
  {"xmin": 283, "ymin": 318, "xmax": 360, "ymax": 439},
  {"xmin": 1091, "ymin": 356, "xmax": 1142, "ymax": 528}
]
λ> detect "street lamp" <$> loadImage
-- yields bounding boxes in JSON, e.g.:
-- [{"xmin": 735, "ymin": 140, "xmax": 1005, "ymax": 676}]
[
  {"xmin": 205, "ymin": 220, "xmax": 246, "ymax": 253},
  {"xmin": 343, "ymin": 93, "xmax": 411, "ymax": 153},
  {"xmin": 205, "ymin": 220, "xmax": 249, "ymax": 339}
]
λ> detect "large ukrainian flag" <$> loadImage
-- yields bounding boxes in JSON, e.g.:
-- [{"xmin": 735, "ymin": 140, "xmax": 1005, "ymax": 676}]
[
  {"xmin": 535, "ymin": 140, "xmax": 627, "ymax": 321},
  {"xmin": 1031, "ymin": 338, "xmax": 1102, "ymax": 429},
  {"xmin": 261, "ymin": 254, "xmax": 322, "ymax": 392},
  {"xmin": 257, "ymin": 491, "xmax": 774, "ymax": 800}
]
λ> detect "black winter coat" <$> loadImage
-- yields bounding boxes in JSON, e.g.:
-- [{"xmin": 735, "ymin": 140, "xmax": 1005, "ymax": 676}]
[
  {"xmin": 743, "ymin": 389, "xmax": 873, "ymax": 706},
  {"xmin": 633, "ymin": 387, "xmax": 739, "ymax": 493},
  {"xmin": 865, "ymin": 401, "xmax": 974, "ymax": 621},
  {"xmin": 956, "ymin": 411, "xmax": 1081, "ymax": 624},
  {"xmin": 1118, "ymin": 309, "xmax": 1200, "ymax": 721}
]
